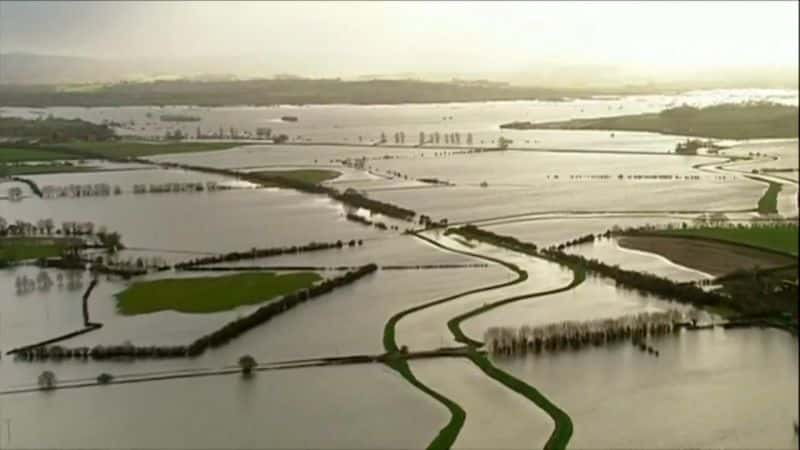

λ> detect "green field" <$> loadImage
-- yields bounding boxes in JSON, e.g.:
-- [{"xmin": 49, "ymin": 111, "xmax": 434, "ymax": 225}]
[
  {"xmin": 0, "ymin": 163, "xmax": 95, "ymax": 176},
  {"xmin": 661, "ymin": 226, "xmax": 798, "ymax": 256},
  {"xmin": 1, "ymin": 141, "xmax": 248, "ymax": 163},
  {"xmin": 0, "ymin": 146, "xmax": 80, "ymax": 163},
  {"xmin": 0, "ymin": 237, "xmax": 76, "ymax": 263},
  {"xmin": 116, "ymin": 272, "xmax": 322, "ymax": 315},
  {"xmin": 254, "ymin": 169, "xmax": 341, "ymax": 185}
]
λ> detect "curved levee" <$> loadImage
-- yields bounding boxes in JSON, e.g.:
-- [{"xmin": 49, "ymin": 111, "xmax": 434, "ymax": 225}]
[
  {"xmin": 411, "ymin": 231, "xmax": 586, "ymax": 449},
  {"xmin": 381, "ymin": 233, "xmax": 533, "ymax": 449}
]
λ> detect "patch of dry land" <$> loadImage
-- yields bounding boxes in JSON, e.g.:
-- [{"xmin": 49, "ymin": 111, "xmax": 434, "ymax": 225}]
[{"xmin": 617, "ymin": 235, "xmax": 795, "ymax": 277}]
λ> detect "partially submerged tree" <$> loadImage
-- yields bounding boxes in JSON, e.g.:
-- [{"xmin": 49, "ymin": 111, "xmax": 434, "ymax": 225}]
[
  {"xmin": 97, "ymin": 373, "xmax": 114, "ymax": 384},
  {"xmin": 238, "ymin": 354, "xmax": 257, "ymax": 376},
  {"xmin": 38, "ymin": 370, "xmax": 57, "ymax": 390}
]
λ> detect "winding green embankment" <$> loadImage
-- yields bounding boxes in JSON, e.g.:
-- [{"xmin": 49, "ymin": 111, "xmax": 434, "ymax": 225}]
[
  {"xmin": 382, "ymin": 234, "xmax": 531, "ymax": 449},
  {"xmin": 383, "ymin": 231, "xmax": 587, "ymax": 450},
  {"xmin": 434, "ymin": 230, "xmax": 587, "ymax": 450}
]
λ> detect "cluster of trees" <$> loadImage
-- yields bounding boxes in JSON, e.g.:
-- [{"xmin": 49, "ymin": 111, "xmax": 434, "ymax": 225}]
[
  {"xmin": 17, "ymin": 342, "xmax": 189, "ymax": 361},
  {"xmin": 344, "ymin": 213, "xmax": 393, "ymax": 230},
  {"xmin": 164, "ymin": 129, "xmax": 187, "ymax": 140},
  {"xmin": 486, "ymin": 310, "xmax": 684, "ymax": 356},
  {"xmin": 417, "ymin": 214, "xmax": 448, "ymax": 229},
  {"xmin": 417, "ymin": 177, "xmax": 453, "ymax": 186},
  {"xmin": 446, "ymin": 225, "xmax": 538, "ymax": 254},
  {"xmin": 0, "ymin": 218, "xmax": 121, "ymax": 243},
  {"xmin": 6, "ymin": 186, "xmax": 23, "ymax": 201},
  {"xmin": 415, "ymin": 131, "xmax": 474, "ymax": 146},
  {"xmin": 0, "ymin": 116, "xmax": 116, "ymax": 142},
  {"xmin": 194, "ymin": 125, "xmax": 286, "ymax": 142},
  {"xmin": 674, "ymin": 138, "xmax": 720, "ymax": 155},
  {"xmin": 14, "ymin": 264, "xmax": 378, "ymax": 361},
  {"xmin": 175, "ymin": 239, "xmax": 362, "ymax": 269}
]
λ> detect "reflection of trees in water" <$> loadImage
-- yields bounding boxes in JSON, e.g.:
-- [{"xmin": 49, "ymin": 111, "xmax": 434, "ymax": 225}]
[{"xmin": 15, "ymin": 269, "xmax": 83, "ymax": 295}]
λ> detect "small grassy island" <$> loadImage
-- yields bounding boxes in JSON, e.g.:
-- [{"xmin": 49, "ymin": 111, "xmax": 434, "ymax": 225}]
[
  {"xmin": 500, "ymin": 102, "xmax": 799, "ymax": 139},
  {"xmin": 0, "ymin": 237, "xmax": 77, "ymax": 264},
  {"xmin": 116, "ymin": 271, "xmax": 322, "ymax": 315}
]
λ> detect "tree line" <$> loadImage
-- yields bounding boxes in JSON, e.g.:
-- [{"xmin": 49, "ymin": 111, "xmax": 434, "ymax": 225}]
[
  {"xmin": 447, "ymin": 225, "xmax": 731, "ymax": 311},
  {"xmin": 175, "ymin": 239, "xmax": 363, "ymax": 269}
]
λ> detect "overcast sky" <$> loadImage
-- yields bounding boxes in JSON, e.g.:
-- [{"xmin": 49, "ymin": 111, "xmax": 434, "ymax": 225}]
[{"xmin": 1, "ymin": 1, "xmax": 797, "ymax": 77}]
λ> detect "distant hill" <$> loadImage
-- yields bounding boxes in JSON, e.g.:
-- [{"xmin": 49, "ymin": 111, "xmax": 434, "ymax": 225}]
[{"xmin": 501, "ymin": 102, "xmax": 799, "ymax": 139}]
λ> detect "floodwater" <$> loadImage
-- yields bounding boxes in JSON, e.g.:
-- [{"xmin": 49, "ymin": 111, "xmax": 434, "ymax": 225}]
[
  {"xmin": 498, "ymin": 328, "xmax": 799, "ymax": 449},
  {"xmin": 1, "ymin": 90, "xmax": 798, "ymax": 449},
  {"xmin": 1, "ymin": 364, "xmax": 447, "ymax": 449}
]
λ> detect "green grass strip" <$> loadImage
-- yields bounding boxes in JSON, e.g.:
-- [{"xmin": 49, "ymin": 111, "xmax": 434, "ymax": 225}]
[
  {"xmin": 381, "ymin": 233, "xmax": 532, "ymax": 449},
  {"xmin": 465, "ymin": 348, "xmax": 574, "ymax": 450},
  {"xmin": 446, "ymin": 256, "xmax": 586, "ymax": 450},
  {"xmin": 383, "ymin": 356, "xmax": 466, "ymax": 450},
  {"xmin": 438, "ymin": 227, "xmax": 585, "ymax": 449},
  {"xmin": 116, "ymin": 272, "xmax": 321, "ymax": 315}
]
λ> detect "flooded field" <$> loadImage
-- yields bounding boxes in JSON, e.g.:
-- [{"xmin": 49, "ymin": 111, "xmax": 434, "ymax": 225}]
[
  {"xmin": 2, "ymin": 364, "xmax": 447, "ymax": 449},
  {"xmin": 498, "ymin": 328, "xmax": 798, "ymax": 449},
  {"xmin": 1, "ymin": 90, "xmax": 798, "ymax": 450}
]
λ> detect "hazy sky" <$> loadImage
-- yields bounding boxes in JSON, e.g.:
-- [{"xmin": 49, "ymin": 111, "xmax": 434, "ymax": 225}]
[{"xmin": 1, "ymin": 1, "xmax": 797, "ymax": 77}]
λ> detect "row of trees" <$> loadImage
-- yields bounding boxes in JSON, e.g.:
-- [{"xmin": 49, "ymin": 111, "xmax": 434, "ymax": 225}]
[
  {"xmin": 486, "ymin": 310, "xmax": 686, "ymax": 356},
  {"xmin": 0, "ymin": 217, "xmax": 117, "ymax": 239},
  {"xmin": 415, "ymin": 131, "xmax": 474, "ymax": 146},
  {"xmin": 344, "ymin": 213, "xmax": 394, "ymax": 230},
  {"xmin": 543, "ymin": 248, "xmax": 727, "ymax": 309},
  {"xmin": 447, "ymin": 225, "xmax": 754, "ymax": 315},
  {"xmin": 446, "ymin": 225, "xmax": 538, "ymax": 254},
  {"xmin": 175, "ymin": 239, "xmax": 363, "ymax": 269},
  {"xmin": 554, "ymin": 233, "xmax": 598, "ymax": 250},
  {"xmin": 15, "ymin": 264, "xmax": 379, "ymax": 361}
]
